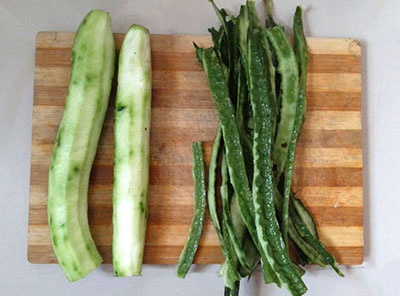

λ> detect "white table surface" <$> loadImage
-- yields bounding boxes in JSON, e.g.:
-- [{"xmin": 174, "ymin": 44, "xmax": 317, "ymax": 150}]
[{"xmin": 1, "ymin": 0, "xmax": 399, "ymax": 295}]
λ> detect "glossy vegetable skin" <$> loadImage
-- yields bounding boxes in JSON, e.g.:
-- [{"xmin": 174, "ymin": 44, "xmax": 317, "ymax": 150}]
[
  {"xmin": 293, "ymin": 6, "xmax": 309, "ymax": 131},
  {"xmin": 191, "ymin": 2, "xmax": 343, "ymax": 295},
  {"xmin": 220, "ymin": 155, "xmax": 242, "ymax": 288},
  {"xmin": 196, "ymin": 47, "xmax": 255, "ymax": 244},
  {"xmin": 207, "ymin": 126, "xmax": 242, "ymax": 288},
  {"xmin": 279, "ymin": 8, "xmax": 310, "ymax": 247},
  {"xmin": 247, "ymin": 26, "xmax": 306, "ymax": 295},
  {"xmin": 113, "ymin": 24, "xmax": 152, "ymax": 277},
  {"xmin": 267, "ymin": 26, "xmax": 299, "ymax": 179},
  {"xmin": 290, "ymin": 203, "xmax": 344, "ymax": 276},
  {"xmin": 197, "ymin": 46, "xmax": 280, "ymax": 284},
  {"xmin": 47, "ymin": 10, "xmax": 115, "ymax": 282},
  {"xmin": 177, "ymin": 142, "xmax": 207, "ymax": 278},
  {"xmin": 206, "ymin": 125, "xmax": 223, "ymax": 243},
  {"xmin": 291, "ymin": 191, "xmax": 318, "ymax": 239},
  {"xmin": 266, "ymin": 26, "xmax": 299, "ymax": 248},
  {"xmin": 205, "ymin": 5, "xmax": 260, "ymax": 284}
]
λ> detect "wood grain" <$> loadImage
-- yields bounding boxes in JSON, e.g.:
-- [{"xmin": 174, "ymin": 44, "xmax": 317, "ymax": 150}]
[{"xmin": 28, "ymin": 32, "xmax": 363, "ymax": 265}]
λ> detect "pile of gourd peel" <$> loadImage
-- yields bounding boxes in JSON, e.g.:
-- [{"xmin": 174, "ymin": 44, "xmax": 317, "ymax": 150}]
[{"xmin": 176, "ymin": 1, "xmax": 344, "ymax": 295}]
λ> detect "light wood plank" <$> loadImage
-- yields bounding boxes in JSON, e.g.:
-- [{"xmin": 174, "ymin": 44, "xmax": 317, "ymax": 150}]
[
  {"xmin": 294, "ymin": 148, "xmax": 362, "ymax": 168},
  {"xmin": 32, "ymin": 107, "xmax": 362, "ymax": 132},
  {"xmin": 294, "ymin": 186, "xmax": 363, "ymax": 208},
  {"xmin": 307, "ymin": 38, "xmax": 361, "ymax": 56},
  {"xmin": 303, "ymin": 111, "xmax": 361, "ymax": 130},
  {"xmin": 31, "ymin": 145, "xmax": 362, "ymax": 169},
  {"xmin": 30, "ymin": 185, "xmax": 364, "ymax": 208},
  {"xmin": 36, "ymin": 32, "xmax": 361, "ymax": 56},
  {"xmin": 29, "ymin": 224, "xmax": 363, "ymax": 248}
]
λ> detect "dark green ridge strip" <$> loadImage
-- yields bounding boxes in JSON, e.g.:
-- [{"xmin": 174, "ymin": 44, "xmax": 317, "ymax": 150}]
[
  {"xmin": 221, "ymin": 157, "xmax": 253, "ymax": 275},
  {"xmin": 247, "ymin": 25, "xmax": 306, "ymax": 295},
  {"xmin": 220, "ymin": 155, "xmax": 241, "ymax": 288},
  {"xmin": 197, "ymin": 46, "xmax": 278, "ymax": 285},
  {"xmin": 266, "ymin": 25, "xmax": 300, "ymax": 251},
  {"xmin": 176, "ymin": 142, "xmax": 206, "ymax": 278},
  {"xmin": 293, "ymin": 6, "xmax": 309, "ymax": 133},
  {"xmin": 290, "ymin": 203, "xmax": 344, "ymax": 277},
  {"xmin": 272, "ymin": 185, "xmax": 327, "ymax": 268}
]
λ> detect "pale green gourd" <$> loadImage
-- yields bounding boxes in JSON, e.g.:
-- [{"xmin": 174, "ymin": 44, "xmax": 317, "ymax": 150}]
[{"xmin": 48, "ymin": 10, "xmax": 115, "ymax": 282}]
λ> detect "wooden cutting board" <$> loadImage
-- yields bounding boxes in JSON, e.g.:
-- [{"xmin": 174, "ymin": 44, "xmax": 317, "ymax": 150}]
[{"xmin": 28, "ymin": 32, "xmax": 363, "ymax": 265}]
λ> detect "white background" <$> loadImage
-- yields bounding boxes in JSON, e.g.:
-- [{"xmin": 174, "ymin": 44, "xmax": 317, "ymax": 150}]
[{"xmin": 0, "ymin": 0, "xmax": 399, "ymax": 295}]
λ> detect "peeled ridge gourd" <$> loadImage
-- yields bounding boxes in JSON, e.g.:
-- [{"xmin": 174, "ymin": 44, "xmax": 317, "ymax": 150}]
[
  {"xmin": 113, "ymin": 25, "xmax": 152, "ymax": 276},
  {"xmin": 47, "ymin": 10, "xmax": 116, "ymax": 282}
]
